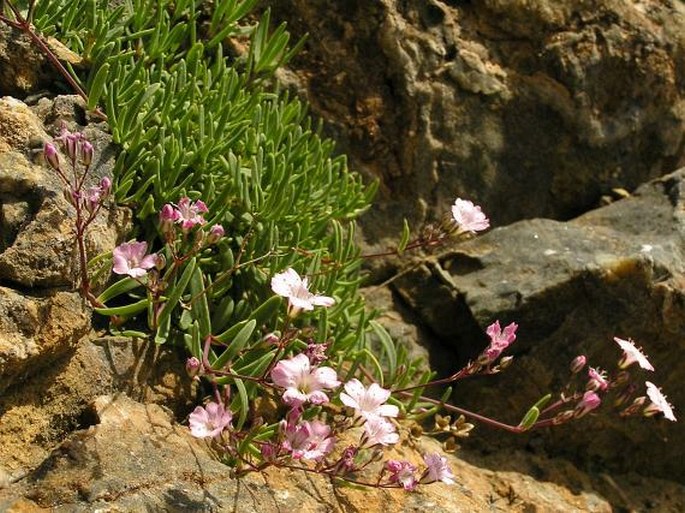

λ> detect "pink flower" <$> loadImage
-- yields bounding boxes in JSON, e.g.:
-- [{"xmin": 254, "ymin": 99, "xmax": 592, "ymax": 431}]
[
  {"xmin": 481, "ymin": 320, "xmax": 518, "ymax": 362},
  {"xmin": 188, "ymin": 401, "xmax": 232, "ymax": 439},
  {"xmin": 386, "ymin": 460, "xmax": 418, "ymax": 491},
  {"xmin": 574, "ymin": 390, "xmax": 601, "ymax": 418},
  {"xmin": 362, "ymin": 416, "xmax": 399, "ymax": 447},
  {"xmin": 271, "ymin": 268, "xmax": 335, "ymax": 316},
  {"xmin": 614, "ymin": 337, "xmax": 654, "ymax": 371},
  {"xmin": 112, "ymin": 241, "xmax": 158, "ymax": 278},
  {"xmin": 451, "ymin": 198, "xmax": 490, "ymax": 234},
  {"xmin": 282, "ymin": 419, "xmax": 335, "ymax": 461},
  {"xmin": 587, "ymin": 367, "xmax": 609, "ymax": 392},
  {"xmin": 270, "ymin": 353, "xmax": 340, "ymax": 407},
  {"xmin": 339, "ymin": 379, "xmax": 399, "ymax": 420},
  {"xmin": 644, "ymin": 381, "xmax": 676, "ymax": 422},
  {"xmin": 421, "ymin": 453, "xmax": 455, "ymax": 485},
  {"xmin": 175, "ymin": 197, "xmax": 209, "ymax": 230}
]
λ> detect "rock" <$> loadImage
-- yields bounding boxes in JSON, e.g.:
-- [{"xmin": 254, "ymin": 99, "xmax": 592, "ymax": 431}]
[
  {"xmin": 0, "ymin": 394, "xmax": 627, "ymax": 512},
  {"xmin": 392, "ymin": 168, "xmax": 685, "ymax": 481},
  {"xmin": 0, "ymin": 336, "xmax": 194, "ymax": 477},
  {"xmin": 0, "ymin": 287, "xmax": 88, "ymax": 395},
  {"xmin": 0, "ymin": 24, "xmax": 82, "ymax": 98},
  {"xmin": 270, "ymin": 0, "xmax": 685, "ymax": 251},
  {"xmin": 0, "ymin": 96, "xmax": 127, "ymax": 289}
]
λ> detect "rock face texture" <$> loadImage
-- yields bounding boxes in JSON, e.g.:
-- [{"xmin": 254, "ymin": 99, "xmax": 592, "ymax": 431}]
[
  {"xmin": 1, "ymin": 2, "xmax": 685, "ymax": 512},
  {"xmin": 0, "ymin": 394, "xmax": 665, "ymax": 513},
  {"xmin": 271, "ymin": 0, "xmax": 685, "ymax": 485},
  {"xmin": 392, "ymin": 169, "xmax": 685, "ymax": 481},
  {"xmin": 272, "ymin": 0, "xmax": 685, "ymax": 240}
]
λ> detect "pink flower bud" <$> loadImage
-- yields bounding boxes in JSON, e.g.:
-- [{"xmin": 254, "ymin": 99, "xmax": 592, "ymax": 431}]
[
  {"xmin": 43, "ymin": 142, "xmax": 60, "ymax": 170},
  {"xmin": 186, "ymin": 356, "xmax": 201, "ymax": 378},
  {"xmin": 64, "ymin": 133, "xmax": 79, "ymax": 161},
  {"xmin": 573, "ymin": 391, "xmax": 601, "ymax": 418},
  {"xmin": 159, "ymin": 203, "xmax": 179, "ymax": 235},
  {"xmin": 80, "ymin": 140, "xmax": 94, "ymax": 166},
  {"xmin": 207, "ymin": 223, "xmax": 225, "ymax": 244},
  {"xmin": 262, "ymin": 332, "xmax": 280, "ymax": 345},
  {"xmin": 570, "ymin": 355, "xmax": 587, "ymax": 374},
  {"xmin": 100, "ymin": 176, "xmax": 112, "ymax": 195}
]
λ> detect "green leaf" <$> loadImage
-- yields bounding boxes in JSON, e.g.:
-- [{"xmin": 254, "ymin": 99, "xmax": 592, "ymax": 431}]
[
  {"xmin": 397, "ymin": 219, "xmax": 411, "ymax": 254},
  {"xmin": 156, "ymin": 257, "xmax": 197, "ymax": 330},
  {"xmin": 87, "ymin": 61, "xmax": 110, "ymax": 111},
  {"xmin": 369, "ymin": 320, "xmax": 397, "ymax": 382},
  {"xmin": 190, "ymin": 267, "xmax": 211, "ymax": 339},
  {"xmin": 94, "ymin": 298, "xmax": 149, "ymax": 317},
  {"xmin": 231, "ymin": 378, "xmax": 249, "ymax": 430},
  {"xmin": 97, "ymin": 276, "xmax": 145, "ymax": 303},
  {"xmin": 518, "ymin": 406, "xmax": 541, "ymax": 431},
  {"xmin": 212, "ymin": 319, "xmax": 256, "ymax": 369}
]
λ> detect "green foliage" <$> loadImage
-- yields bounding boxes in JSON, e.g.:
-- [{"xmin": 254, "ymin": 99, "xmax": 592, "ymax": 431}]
[{"xmin": 31, "ymin": 0, "xmax": 426, "ymax": 417}]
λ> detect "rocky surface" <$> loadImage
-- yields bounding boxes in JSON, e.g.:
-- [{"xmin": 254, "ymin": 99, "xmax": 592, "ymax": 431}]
[
  {"xmin": 2, "ymin": 393, "xmax": 677, "ymax": 513},
  {"xmin": 1, "ymin": 2, "xmax": 685, "ymax": 512},
  {"xmin": 271, "ymin": 0, "xmax": 685, "ymax": 245},
  {"xmin": 391, "ymin": 168, "xmax": 685, "ymax": 481}
]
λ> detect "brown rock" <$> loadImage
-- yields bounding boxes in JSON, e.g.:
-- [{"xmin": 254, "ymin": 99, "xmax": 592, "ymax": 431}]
[{"xmin": 270, "ymin": 0, "xmax": 685, "ymax": 253}]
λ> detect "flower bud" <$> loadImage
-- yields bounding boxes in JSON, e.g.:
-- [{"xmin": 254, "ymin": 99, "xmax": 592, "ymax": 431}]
[
  {"xmin": 570, "ymin": 355, "xmax": 587, "ymax": 374},
  {"xmin": 43, "ymin": 142, "xmax": 60, "ymax": 170},
  {"xmin": 185, "ymin": 356, "xmax": 201, "ymax": 378},
  {"xmin": 573, "ymin": 391, "xmax": 601, "ymax": 418},
  {"xmin": 619, "ymin": 396, "xmax": 646, "ymax": 417},
  {"xmin": 63, "ymin": 132, "xmax": 79, "ymax": 161},
  {"xmin": 100, "ymin": 176, "xmax": 112, "ymax": 196},
  {"xmin": 207, "ymin": 223, "xmax": 225, "ymax": 244},
  {"xmin": 262, "ymin": 332, "xmax": 280, "ymax": 345},
  {"xmin": 154, "ymin": 253, "xmax": 166, "ymax": 271},
  {"xmin": 260, "ymin": 442, "xmax": 278, "ymax": 461},
  {"xmin": 80, "ymin": 140, "xmax": 94, "ymax": 166},
  {"xmin": 159, "ymin": 204, "xmax": 179, "ymax": 235},
  {"xmin": 498, "ymin": 355, "xmax": 514, "ymax": 370},
  {"xmin": 552, "ymin": 410, "xmax": 575, "ymax": 425}
]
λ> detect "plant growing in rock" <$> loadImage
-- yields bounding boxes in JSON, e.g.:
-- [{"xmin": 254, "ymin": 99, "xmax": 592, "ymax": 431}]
[
  {"xmin": 43, "ymin": 128, "xmax": 111, "ymax": 303},
  {"xmin": 21, "ymin": 0, "xmax": 677, "ymax": 494}
]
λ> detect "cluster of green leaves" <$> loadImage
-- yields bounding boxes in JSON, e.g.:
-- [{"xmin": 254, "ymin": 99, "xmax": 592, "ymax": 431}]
[{"xmin": 30, "ymin": 0, "xmax": 433, "ymax": 420}]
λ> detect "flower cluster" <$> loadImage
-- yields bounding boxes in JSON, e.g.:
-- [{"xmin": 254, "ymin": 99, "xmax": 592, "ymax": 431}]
[
  {"xmin": 43, "ymin": 127, "xmax": 111, "ymax": 301},
  {"xmin": 111, "ymin": 196, "xmax": 224, "ymax": 279}
]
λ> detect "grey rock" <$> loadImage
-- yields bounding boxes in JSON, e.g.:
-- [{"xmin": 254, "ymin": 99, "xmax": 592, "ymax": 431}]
[{"xmin": 393, "ymin": 168, "xmax": 685, "ymax": 481}]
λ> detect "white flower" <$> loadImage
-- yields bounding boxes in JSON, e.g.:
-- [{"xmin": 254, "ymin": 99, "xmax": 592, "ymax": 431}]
[
  {"xmin": 362, "ymin": 416, "xmax": 399, "ymax": 447},
  {"xmin": 614, "ymin": 337, "xmax": 654, "ymax": 371},
  {"xmin": 451, "ymin": 198, "xmax": 490, "ymax": 234},
  {"xmin": 271, "ymin": 268, "xmax": 335, "ymax": 316},
  {"xmin": 340, "ymin": 379, "xmax": 399, "ymax": 420},
  {"xmin": 645, "ymin": 381, "xmax": 676, "ymax": 422},
  {"xmin": 188, "ymin": 401, "xmax": 233, "ymax": 439},
  {"xmin": 421, "ymin": 453, "xmax": 455, "ymax": 485}
]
